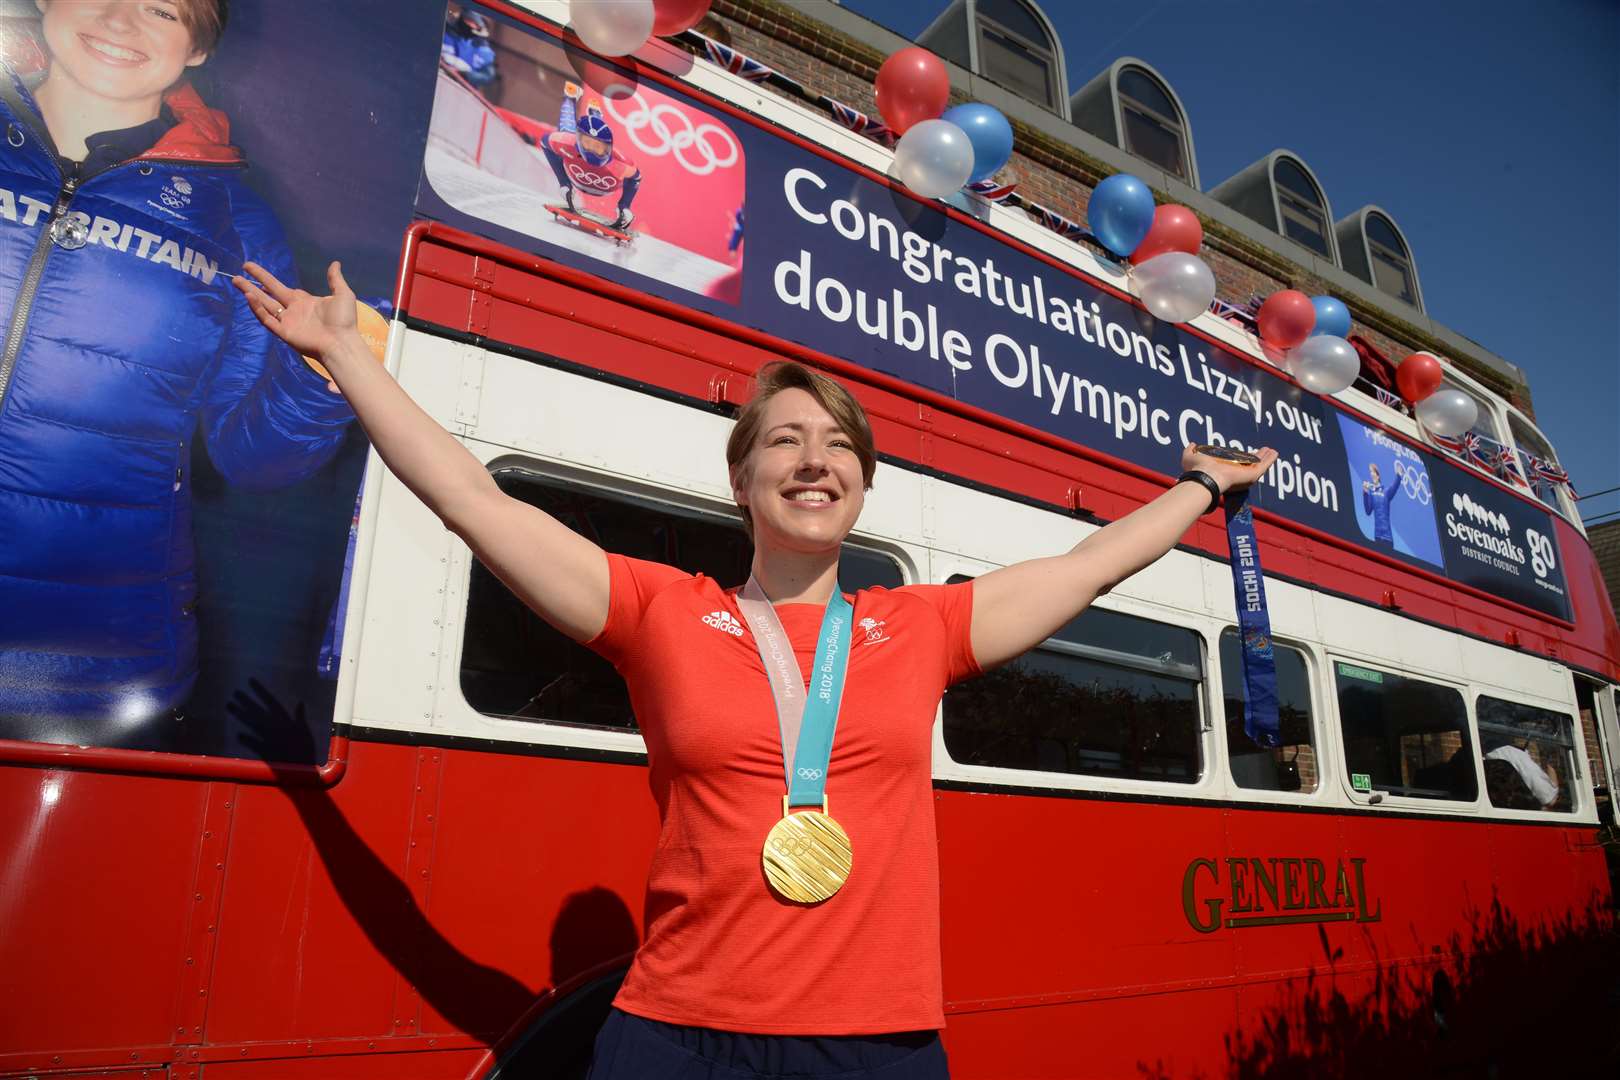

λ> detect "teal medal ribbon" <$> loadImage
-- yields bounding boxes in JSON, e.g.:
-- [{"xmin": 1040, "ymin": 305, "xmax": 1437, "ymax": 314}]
[{"xmin": 736, "ymin": 576, "xmax": 854, "ymax": 806}]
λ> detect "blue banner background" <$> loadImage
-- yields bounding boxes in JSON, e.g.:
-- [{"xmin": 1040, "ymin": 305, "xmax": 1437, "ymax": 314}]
[{"xmin": 413, "ymin": 21, "xmax": 1572, "ymax": 622}]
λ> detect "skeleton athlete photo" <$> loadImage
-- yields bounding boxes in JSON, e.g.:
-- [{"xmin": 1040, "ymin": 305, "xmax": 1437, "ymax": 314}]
[{"xmin": 540, "ymin": 81, "xmax": 640, "ymax": 236}]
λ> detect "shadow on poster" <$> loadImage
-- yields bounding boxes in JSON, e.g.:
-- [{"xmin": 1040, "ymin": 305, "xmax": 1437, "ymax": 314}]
[
  {"xmin": 0, "ymin": 0, "xmax": 442, "ymax": 762},
  {"xmin": 1336, "ymin": 412, "xmax": 1442, "ymax": 568},
  {"xmin": 421, "ymin": 2, "xmax": 746, "ymax": 303}
]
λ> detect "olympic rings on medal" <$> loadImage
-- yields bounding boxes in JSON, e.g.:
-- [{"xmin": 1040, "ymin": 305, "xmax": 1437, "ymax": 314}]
[
  {"xmin": 605, "ymin": 92, "xmax": 740, "ymax": 177},
  {"xmin": 795, "ymin": 767, "xmax": 823, "ymax": 780}
]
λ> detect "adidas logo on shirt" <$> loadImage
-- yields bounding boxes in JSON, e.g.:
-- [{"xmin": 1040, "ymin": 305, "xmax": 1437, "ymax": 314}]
[{"xmin": 701, "ymin": 610, "xmax": 745, "ymax": 636}]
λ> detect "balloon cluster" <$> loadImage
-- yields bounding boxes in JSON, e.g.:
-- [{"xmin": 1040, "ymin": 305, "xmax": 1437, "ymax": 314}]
[
  {"xmin": 876, "ymin": 48, "xmax": 1013, "ymax": 199},
  {"xmin": 571, "ymin": 0, "xmax": 711, "ymax": 56},
  {"xmin": 1084, "ymin": 173, "xmax": 1215, "ymax": 324},
  {"xmin": 1252, "ymin": 290, "xmax": 1358, "ymax": 395},
  {"xmin": 1251, "ymin": 290, "xmax": 1477, "ymax": 435},
  {"xmin": 1396, "ymin": 351, "xmax": 1477, "ymax": 436}
]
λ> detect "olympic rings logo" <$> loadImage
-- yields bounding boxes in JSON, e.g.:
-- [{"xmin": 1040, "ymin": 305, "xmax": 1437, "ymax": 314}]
[
  {"xmin": 1400, "ymin": 466, "xmax": 1431, "ymax": 505},
  {"xmin": 605, "ymin": 92, "xmax": 739, "ymax": 176},
  {"xmin": 772, "ymin": 835, "xmax": 813, "ymax": 859},
  {"xmin": 564, "ymin": 161, "xmax": 617, "ymax": 190},
  {"xmin": 795, "ymin": 767, "xmax": 823, "ymax": 780}
]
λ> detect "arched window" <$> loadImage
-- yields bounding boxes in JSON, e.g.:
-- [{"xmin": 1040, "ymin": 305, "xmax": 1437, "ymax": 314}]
[
  {"xmin": 973, "ymin": 0, "xmax": 1061, "ymax": 109},
  {"xmin": 1273, "ymin": 157, "xmax": 1331, "ymax": 259},
  {"xmin": 1116, "ymin": 65, "xmax": 1191, "ymax": 183},
  {"xmin": 1334, "ymin": 206, "xmax": 1424, "ymax": 312},
  {"xmin": 1365, "ymin": 212, "xmax": 1416, "ymax": 306}
]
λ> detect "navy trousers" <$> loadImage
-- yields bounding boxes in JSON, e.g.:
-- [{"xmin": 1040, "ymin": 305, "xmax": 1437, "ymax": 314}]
[{"xmin": 586, "ymin": 1009, "xmax": 951, "ymax": 1079}]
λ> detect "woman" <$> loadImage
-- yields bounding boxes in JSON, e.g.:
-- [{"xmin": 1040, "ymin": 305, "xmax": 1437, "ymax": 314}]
[
  {"xmin": 0, "ymin": 1, "xmax": 353, "ymax": 730},
  {"xmin": 234, "ymin": 261, "xmax": 1275, "ymax": 1078},
  {"xmin": 1360, "ymin": 460, "xmax": 1409, "ymax": 544}
]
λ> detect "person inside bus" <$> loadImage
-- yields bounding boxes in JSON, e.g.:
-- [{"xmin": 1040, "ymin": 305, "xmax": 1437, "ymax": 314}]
[
  {"xmin": 1483, "ymin": 741, "xmax": 1560, "ymax": 809},
  {"xmin": 0, "ymin": 1, "xmax": 354, "ymax": 732},
  {"xmin": 232, "ymin": 260, "xmax": 1277, "ymax": 1079}
]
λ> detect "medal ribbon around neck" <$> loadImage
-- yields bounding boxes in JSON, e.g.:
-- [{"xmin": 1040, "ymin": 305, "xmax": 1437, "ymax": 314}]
[{"xmin": 737, "ymin": 575, "xmax": 855, "ymax": 902}]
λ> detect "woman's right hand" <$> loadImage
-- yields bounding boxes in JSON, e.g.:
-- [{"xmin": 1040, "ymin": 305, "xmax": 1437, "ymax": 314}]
[{"xmin": 234, "ymin": 260, "xmax": 359, "ymax": 365}]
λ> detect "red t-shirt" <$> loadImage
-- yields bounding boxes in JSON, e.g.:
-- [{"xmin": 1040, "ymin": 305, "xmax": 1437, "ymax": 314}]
[{"xmin": 587, "ymin": 554, "xmax": 979, "ymax": 1034}]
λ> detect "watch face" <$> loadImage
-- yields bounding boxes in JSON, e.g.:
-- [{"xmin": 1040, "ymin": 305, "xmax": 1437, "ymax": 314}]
[{"xmin": 1192, "ymin": 443, "xmax": 1262, "ymax": 464}]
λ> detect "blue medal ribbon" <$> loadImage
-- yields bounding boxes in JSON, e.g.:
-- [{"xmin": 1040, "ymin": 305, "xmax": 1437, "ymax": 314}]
[
  {"xmin": 786, "ymin": 589, "xmax": 853, "ymax": 806},
  {"xmin": 1224, "ymin": 490, "xmax": 1280, "ymax": 748},
  {"xmin": 737, "ymin": 578, "xmax": 854, "ymax": 808}
]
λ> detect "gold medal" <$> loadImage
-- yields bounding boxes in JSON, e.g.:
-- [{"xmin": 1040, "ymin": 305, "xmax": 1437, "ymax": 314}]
[{"xmin": 762, "ymin": 797, "xmax": 852, "ymax": 904}]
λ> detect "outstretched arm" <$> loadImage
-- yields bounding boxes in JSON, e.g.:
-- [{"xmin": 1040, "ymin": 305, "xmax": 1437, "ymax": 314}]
[
  {"xmin": 233, "ymin": 262, "xmax": 610, "ymax": 643},
  {"xmin": 968, "ymin": 445, "xmax": 1276, "ymax": 669}
]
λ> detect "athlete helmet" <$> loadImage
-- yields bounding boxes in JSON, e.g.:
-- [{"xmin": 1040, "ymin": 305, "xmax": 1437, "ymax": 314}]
[{"xmin": 577, "ymin": 113, "xmax": 614, "ymax": 167}]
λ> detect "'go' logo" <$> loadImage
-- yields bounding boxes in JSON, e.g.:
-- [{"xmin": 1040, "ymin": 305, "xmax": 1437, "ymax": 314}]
[{"xmin": 1526, "ymin": 528, "xmax": 1556, "ymax": 578}]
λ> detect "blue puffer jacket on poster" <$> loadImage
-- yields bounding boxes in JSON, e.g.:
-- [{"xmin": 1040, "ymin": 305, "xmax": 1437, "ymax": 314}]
[{"xmin": 0, "ymin": 72, "xmax": 354, "ymax": 729}]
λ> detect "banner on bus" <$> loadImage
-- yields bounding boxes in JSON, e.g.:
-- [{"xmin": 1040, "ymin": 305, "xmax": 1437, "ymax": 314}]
[{"xmin": 413, "ymin": 3, "xmax": 1570, "ymax": 622}]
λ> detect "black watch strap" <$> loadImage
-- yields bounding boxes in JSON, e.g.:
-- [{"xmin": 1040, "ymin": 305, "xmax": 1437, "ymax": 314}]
[{"xmin": 1177, "ymin": 470, "xmax": 1223, "ymax": 515}]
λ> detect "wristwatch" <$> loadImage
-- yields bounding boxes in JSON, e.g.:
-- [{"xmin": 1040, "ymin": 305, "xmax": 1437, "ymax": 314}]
[{"xmin": 1177, "ymin": 470, "xmax": 1223, "ymax": 514}]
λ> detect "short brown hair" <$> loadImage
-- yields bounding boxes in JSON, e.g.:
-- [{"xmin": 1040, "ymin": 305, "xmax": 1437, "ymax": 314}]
[
  {"xmin": 177, "ymin": 0, "xmax": 227, "ymax": 55},
  {"xmin": 726, "ymin": 361, "xmax": 876, "ymax": 538}
]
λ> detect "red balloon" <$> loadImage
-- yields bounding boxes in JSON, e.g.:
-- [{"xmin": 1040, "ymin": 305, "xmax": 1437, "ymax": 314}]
[
  {"xmin": 1129, "ymin": 204, "xmax": 1203, "ymax": 264},
  {"xmin": 874, "ymin": 47, "xmax": 950, "ymax": 136},
  {"xmin": 1396, "ymin": 351, "xmax": 1444, "ymax": 403},
  {"xmin": 653, "ymin": 0, "xmax": 712, "ymax": 36},
  {"xmin": 1256, "ymin": 290, "xmax": 1316, "ymax": 350}
]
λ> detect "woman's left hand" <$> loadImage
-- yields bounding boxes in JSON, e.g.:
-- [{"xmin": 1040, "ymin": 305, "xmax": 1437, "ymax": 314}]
[{"xmin": 1180, "ymin": 443, "xmax": 1279, "ymax": 495}]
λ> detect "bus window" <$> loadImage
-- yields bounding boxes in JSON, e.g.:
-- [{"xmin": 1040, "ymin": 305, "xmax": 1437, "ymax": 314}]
[
  {"xmin": 1334, "ymin": 661, "xmax": 1476, "ymax": 801},
  {"xmin": 459, "ymin": 468, "xmax": 903, "ymax": 729},
  {"xmin": 943, "ymin": 586, "xmax": 1204, "ymax": 783},
  {"xmin": 1219, "ymin": 630, "xmax": 1318, "ymax": 793},
  {"xmin": 1476, "ymin": 695, "xmax": 1577, "ymax": 813}
]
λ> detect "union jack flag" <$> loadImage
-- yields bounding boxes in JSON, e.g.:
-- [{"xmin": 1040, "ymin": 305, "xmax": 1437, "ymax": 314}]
[
  {"xmin": 1209, "ymin": 296, "xmax": 1258, "ymax": 331},
  {"xmin": 822, "ymin": 97, "xmax": 895, "ymax": 145},
  {"xmin": 1370, "ymin": 385, "xmax": 1407, "ymax": 411},
  {"xmin": 1431, "ymin": 431, "xmax": 1504, "ymax": 477},
  {"xmin": 966, "ymin": 178, "xmax": 1018, "ymax": 203},
  {"xmin": 698, "ymin": 35, "xmax": 776, "ymax": 84},
  {"xmin": 1430, "ymin": 431, "xmax": 1466, "ymax": 456},
  {"xmin": 1028, "ymin": 202, "xmax": 1088, "ymax": 242},
  {"xmin": 1519, "ymin": 450, "xmax": 1574, "ymax": 497}
]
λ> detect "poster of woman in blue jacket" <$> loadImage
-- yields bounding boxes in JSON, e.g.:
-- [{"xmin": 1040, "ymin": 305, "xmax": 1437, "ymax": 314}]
[{"xmin": 0, "ymin": 1, "xmax": 440, "ymax": 758}]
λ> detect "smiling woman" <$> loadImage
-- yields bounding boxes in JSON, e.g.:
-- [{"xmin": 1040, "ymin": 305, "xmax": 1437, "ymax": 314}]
[
  {"xmin": 234, "ymin": 241, "xmax": 1275, "ymax": 1077},
  {"xmin": 0, "ymin": 0, "xmax": 355, "ymax": 735}
]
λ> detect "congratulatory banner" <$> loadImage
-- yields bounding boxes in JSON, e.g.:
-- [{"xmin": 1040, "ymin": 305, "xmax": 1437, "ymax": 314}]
[
  {"xmin": 415, "ymin": 12, "xmax": 1569, "ymax": 621},
  {"xmin": 749, "ymin": 162, "xmax": 1566, "ymax": 621}
]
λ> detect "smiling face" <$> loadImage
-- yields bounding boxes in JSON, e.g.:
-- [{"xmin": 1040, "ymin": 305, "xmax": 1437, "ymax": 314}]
[
  {"xmin": 731, "ymin": 388, "xmax": 867, "ymax": 556},
  {"xmin": 38, "ymin": 1, "xmax": 208, "ymax": 111}
]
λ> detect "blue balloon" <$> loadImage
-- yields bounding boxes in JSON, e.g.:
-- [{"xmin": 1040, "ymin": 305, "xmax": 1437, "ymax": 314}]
[
  {"xmin": 941, "ymin": 102, "xmax": 1013, "ymax": 184},
  {"xmin": 1310, "ymin": 295, "xmax": 1351, "ymax": 338},
  {"xmin": 1088, "ymin": 173, "xmax": 1155, "ymax": 256}
]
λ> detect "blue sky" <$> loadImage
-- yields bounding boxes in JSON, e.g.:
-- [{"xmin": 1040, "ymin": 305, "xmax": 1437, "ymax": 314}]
[{"xmin": 838, "ymin": 0, "xmax": 1620, "ymax": 526}]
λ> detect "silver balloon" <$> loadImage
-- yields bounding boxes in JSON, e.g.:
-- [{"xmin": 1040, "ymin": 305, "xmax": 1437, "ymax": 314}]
[
  {"xmin": 571, "ymin": 0, "xmax": 655, "ymax": 57},
  {"xmin": 1290, "ymin": 334, "xmax": 1359, "ymax": 395},
  {"xmin": 893, "ymin": 119, "xmax": 975, "ymax": 199},
  {"xmin": 1132, "ymin": 253, "xmax": 1216, "ymax": 323},
  {"xmin": 1415, "ymin": 388, "xmax": 1479, "ymax": 437}
]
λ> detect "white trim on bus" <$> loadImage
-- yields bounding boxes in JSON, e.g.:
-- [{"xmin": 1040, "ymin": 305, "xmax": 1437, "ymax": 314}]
[{"xmin": 345, "ymin": 329, "xmax": 1600, "ymax": 825}]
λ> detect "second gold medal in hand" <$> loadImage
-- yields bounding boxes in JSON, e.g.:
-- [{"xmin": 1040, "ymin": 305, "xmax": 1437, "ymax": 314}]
[{"xmin": 737, "ymin": 577, "xmax": 856, "ymax": 905}]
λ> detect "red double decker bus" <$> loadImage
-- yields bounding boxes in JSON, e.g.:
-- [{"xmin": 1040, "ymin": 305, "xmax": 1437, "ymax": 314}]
[{"xmin": 2, "ymin": 2, "xmax": 1615, "ymax": 1077}]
